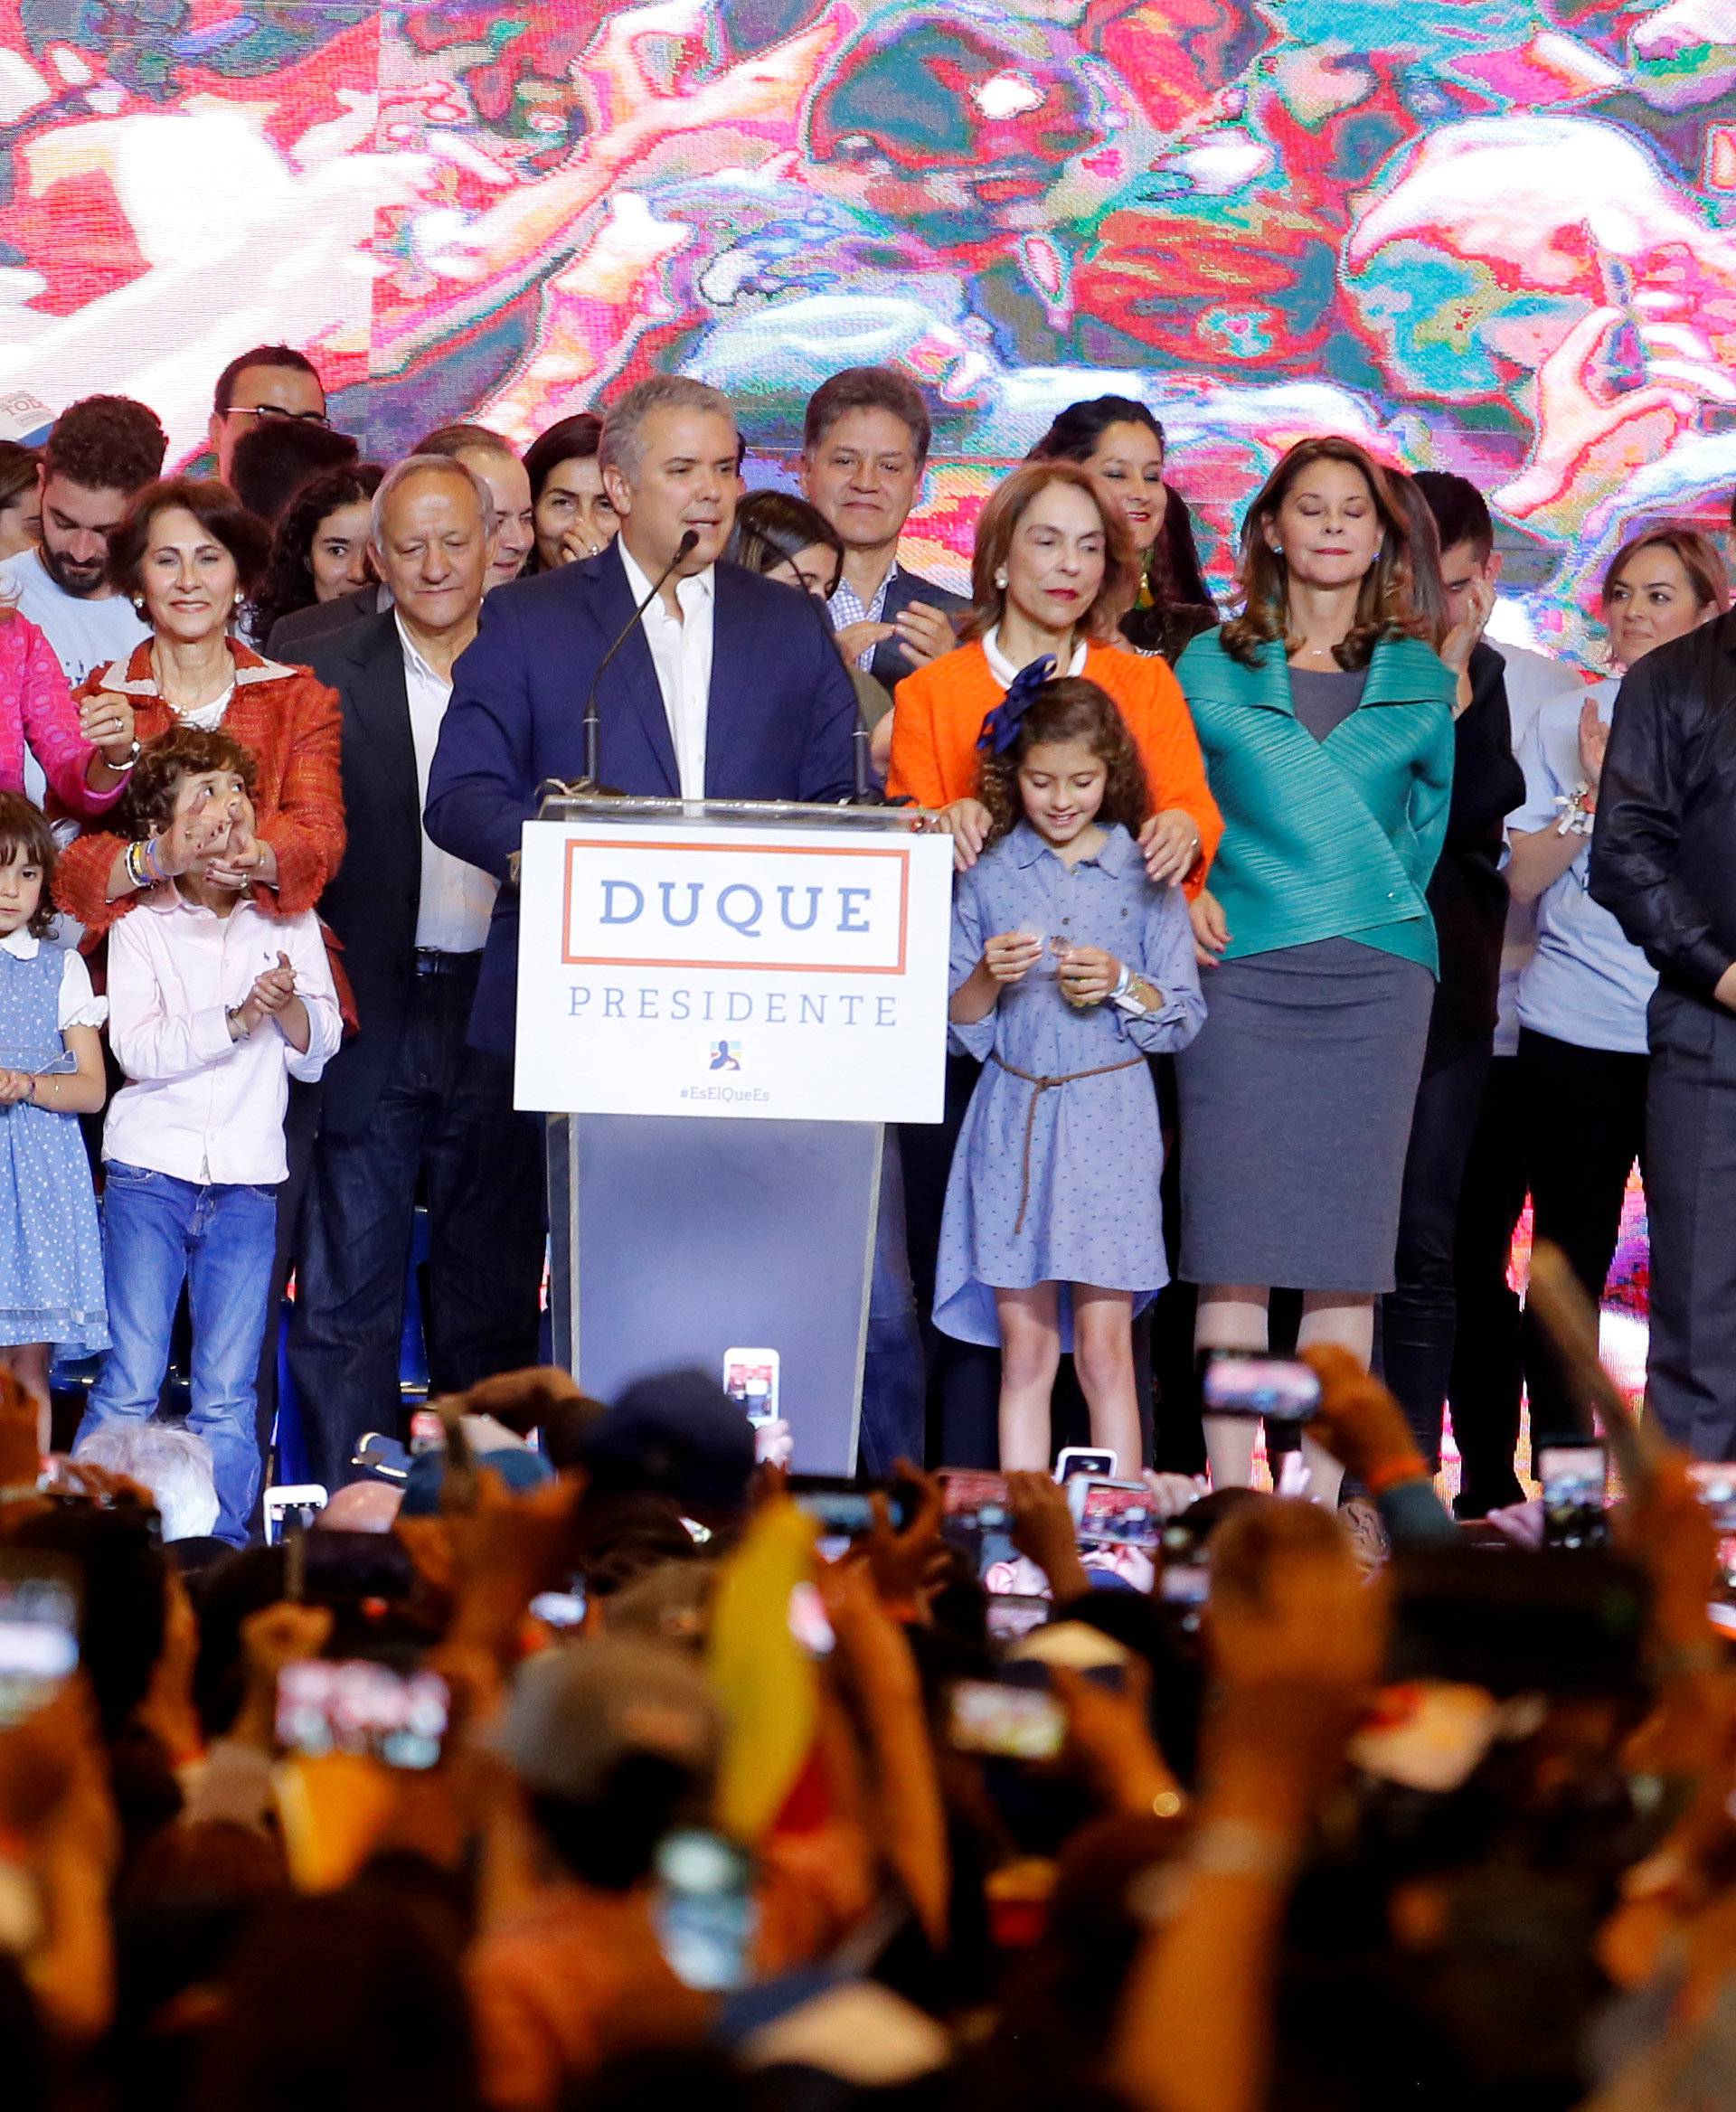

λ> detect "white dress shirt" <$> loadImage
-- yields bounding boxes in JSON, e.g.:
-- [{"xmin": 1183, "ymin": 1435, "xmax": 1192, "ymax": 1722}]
[
  {"xmin": 617, "ymin": 540, "xmax": 715, "ymax": 799},
  {"xmin": 397, "ymin": 617, "xmax": 499, "ymax": 953},
  {"xmin": 103, "ymin": 891, "xmax": 342, "ymax": 1186}
]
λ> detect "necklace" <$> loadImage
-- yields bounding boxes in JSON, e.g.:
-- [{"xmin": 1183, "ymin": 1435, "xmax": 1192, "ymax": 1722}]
[{"xmin": 150, "ymin": 643, "xmax": 231, "ymax": 718}]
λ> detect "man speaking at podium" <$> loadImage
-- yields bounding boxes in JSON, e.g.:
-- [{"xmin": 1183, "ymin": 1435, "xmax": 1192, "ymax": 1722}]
[{"xmin": 425, "ymin": 374, "xmax": 861, "ymax": 1055}]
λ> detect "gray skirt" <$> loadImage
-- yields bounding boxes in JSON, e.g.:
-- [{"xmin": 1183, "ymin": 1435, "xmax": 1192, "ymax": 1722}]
[{"xmin": 1175, "ymin": 936, "xmax": 1433, "ymax": 1292}]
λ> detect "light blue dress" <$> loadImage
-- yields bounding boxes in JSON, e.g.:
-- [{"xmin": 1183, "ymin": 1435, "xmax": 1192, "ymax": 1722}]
[
  {"xmin": 0, "ymin": 941, "xmax": 108, "ymax": 1354},
  {"xmin": 934, "ymin": 821, "xmax": 1205, "ymax": 1347}
]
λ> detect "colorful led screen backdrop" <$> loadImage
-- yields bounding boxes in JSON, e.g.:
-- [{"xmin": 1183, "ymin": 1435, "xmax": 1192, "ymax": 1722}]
[{"xmin": 2, "ymin": 1, "xmax": 1734, "ymax": 660}]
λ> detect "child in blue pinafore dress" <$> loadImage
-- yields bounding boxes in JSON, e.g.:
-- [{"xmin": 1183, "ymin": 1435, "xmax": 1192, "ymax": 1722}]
[
  {"xmin": 0, "ymin": 795, "xmax": 109, "ymax": 1445},
  {"xmin": 936, "ymin": 672, "xmax": 1205, "ymax": 1474}
]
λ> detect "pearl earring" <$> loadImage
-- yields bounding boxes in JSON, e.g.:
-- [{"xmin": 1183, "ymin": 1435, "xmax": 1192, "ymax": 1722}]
[{"xmin": 995, "ymin": 570, "xmax": 1007, "ymax": 590}]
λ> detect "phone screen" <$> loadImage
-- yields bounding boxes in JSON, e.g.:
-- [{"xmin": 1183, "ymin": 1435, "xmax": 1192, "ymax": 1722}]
[
  {"xmin": 787, "ymin": 1476, "xmax": 910, "ymax": 1559},
  {"xmin": 722, "ymin": 1349, "xmax": 779, "ymax": 1427},
  {"xmin": 1056, "ymin": 1448, "xmax": 1118, "ymax": 1484},
  {"xmin": 1689, "ymin": 1464, "xmax": 1736, "ymax": 1535},
  {"xmin": 0, "ymin": 1560, "xmax": 80, "ymax": 1730},
  {"xmin": 1540, "ymin": 1444, "xmax": 1609, "ymax": 1551},
  {"xmin": 287, "ymin": 1531, "xmax": 416, "ymax": 1606},
  {"xmin": 655, "ymin": 1829, "xmax": 758, "ymax": 1991},
  {"xmin": 1072, "ymin": 1478, "xmax": 1161, "ymax": 1548},
  {"xmin": 276, "ymin": 1658, "xmax": 450, "ymax": 1770},
  {"xmin": 939, "ymin": 1469, "xmax": 1049, "ymax": 1594},
  {"xmin": 528, "ymin": 1586, "xmax": 588, "ymax": 1630},
  {"xmin": 947, "ymin": 1678, "xmax": 1067, "ymax": 1761},
  {"xmin": 986, "ymin": 1593, "xmax": 1051, "ymax": 1645},
  {"xmin": 264, "ymin": 1487, "xmax": 327, "ymax": 1545},
  {"xmin": 1200, "ymin": 1353, "xmax": 1322, "ymax": 1420}
]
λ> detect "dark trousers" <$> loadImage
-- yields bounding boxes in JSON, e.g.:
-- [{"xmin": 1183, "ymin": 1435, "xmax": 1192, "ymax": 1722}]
[
  {"xmin": 1448, "ymin": 1055, "xmax": 1528, "ymax": 1513},
  {"xmin": 1382, "ymin": 1041, "xmax": 1493, "ymax": 1472},
  {"xmin": 1644, "ymin": 990, "xmax": 1736, "ymax": 1460},
  {"xmin": 1517, "ymin": 1026, "xmax": 1647, "ymax": 1447},
  {"xmin": 288, "ymin": 960, "xmax": 546, "ymax": 1491}
]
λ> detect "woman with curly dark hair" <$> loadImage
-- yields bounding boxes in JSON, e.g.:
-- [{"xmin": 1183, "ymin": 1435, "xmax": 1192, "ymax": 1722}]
[
  {"xmin": 250, "ymin": 462, "xmax": 382, "ymax": 642},
  {"xmin": 1173, "ymin": 437, "xmax": 1457, "ymax": 1499},
  {"xmin": 935, "ymin": 671, "xmax": 1205, "ymax": 1470}
]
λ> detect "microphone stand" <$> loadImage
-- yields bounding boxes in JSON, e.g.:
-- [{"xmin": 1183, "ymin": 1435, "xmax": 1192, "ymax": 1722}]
[{"xmin": 576, "ymin": 528, "xmax": 699, "ymax": 794}]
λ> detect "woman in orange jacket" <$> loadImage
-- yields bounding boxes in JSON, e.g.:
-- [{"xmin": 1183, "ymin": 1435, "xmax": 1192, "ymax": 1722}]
[{"xmin": 886, "ymin": 461, "xmax": 1221, "ymax": 894}]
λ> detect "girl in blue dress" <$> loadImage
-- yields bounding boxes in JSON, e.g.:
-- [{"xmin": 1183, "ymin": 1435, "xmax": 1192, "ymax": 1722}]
[
  {"xmin": 936, "ymin": 670, "xmax": 1205, "ymax": 1471},
  {"xmin": 0, "ymin": 795, "xmax": 109, "ymax": 1446}
]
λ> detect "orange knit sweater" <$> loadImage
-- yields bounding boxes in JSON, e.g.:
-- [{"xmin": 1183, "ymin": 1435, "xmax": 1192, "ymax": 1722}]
[{"xmin": 886, "ymin": 637, "xmax": 1222, "ymax": 895}]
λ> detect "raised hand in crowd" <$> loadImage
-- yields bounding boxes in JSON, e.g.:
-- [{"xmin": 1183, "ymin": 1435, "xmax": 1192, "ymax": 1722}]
[
  {"xmin": 1115, "ymin": 1499, "xmax": 1386, "ymax": 2112},
  {"xmin": 1008, "ymin": 1467, "xmax": 1092, "ymax": 1601}
]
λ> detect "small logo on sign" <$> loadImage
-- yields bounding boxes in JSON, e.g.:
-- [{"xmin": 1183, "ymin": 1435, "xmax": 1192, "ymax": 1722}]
[{"xmin": 708, "ymin": 1041, "xmax": 741, "ymax": 1071}]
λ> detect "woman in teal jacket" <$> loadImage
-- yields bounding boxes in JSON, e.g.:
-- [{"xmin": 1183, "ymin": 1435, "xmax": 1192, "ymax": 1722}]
[{"xmin": 1175, "ymin": 437, "xmax": 1457, "ymax": 1496}]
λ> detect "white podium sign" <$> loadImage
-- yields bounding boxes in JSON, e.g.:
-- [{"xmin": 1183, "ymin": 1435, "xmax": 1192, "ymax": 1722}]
[{"xmin": 514, "ymin": 816, "xmax": 953, "ymax": 1121}]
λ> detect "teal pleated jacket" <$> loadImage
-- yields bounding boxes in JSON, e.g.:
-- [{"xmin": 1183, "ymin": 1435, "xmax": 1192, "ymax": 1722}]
[{"xmin": 1175, "ymin": 630, "xmax": 1458, "ymax": 973}]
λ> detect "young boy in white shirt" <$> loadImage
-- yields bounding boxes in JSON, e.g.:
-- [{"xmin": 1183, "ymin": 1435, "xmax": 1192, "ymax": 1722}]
[{"xmin": 76, "ymin": 726, "xmax": 341, "ymax": 1542}]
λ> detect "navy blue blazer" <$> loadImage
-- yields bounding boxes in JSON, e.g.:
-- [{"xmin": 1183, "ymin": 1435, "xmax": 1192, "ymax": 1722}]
[{"xmin": 424, "ymin": 544, "xmax": 861, "ymax": 1051}]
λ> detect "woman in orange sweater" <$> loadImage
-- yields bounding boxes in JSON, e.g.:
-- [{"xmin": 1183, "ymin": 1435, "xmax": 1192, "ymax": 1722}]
[
  {"xmin": 886, "ymin": 461, "xmax": 1221, "ymax": 894},
  {"xmin": 54, "ymin": 478, "xmax": 344, "ymax": 941}
]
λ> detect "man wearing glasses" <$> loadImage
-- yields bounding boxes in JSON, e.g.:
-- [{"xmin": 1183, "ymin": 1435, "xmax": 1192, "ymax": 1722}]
[{"xmin": 208, "ymin": 344, "xmax": 329, "ymax": 486}]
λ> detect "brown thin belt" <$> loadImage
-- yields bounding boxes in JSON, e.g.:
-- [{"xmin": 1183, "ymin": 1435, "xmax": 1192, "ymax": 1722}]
[{"xmin": 989, "ymin": 1052, "xmax": 1145, "ymax": 1234}]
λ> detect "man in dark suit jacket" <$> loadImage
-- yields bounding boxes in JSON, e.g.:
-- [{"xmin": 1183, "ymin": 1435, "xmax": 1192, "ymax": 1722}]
[
  {"xmin": 425, "ymin": 374, "xmax": 860, "ymax": 1056},
  {"xmin": 799, "ymin": 366, "xmax": 970, "ymax": 693},
  {"xmin": 287, "ymin": 453, "xmax": 546, "ymax": 1487},
  {"xmin": 1590, "ymin": 607, "xmax": 1736, "ymax": 1460},
  {"xmin": 266, "ymin": 579, "xmax": 385, "ymax": 660}
]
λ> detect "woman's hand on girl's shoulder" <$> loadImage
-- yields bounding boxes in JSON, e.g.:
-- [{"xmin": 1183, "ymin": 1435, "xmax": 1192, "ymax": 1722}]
[
  {"xmin": 1189, "ymin": 887, "xmax": 1229, "ymax": 967},
  {"xmin": 983, "ymin": 930, "xmax": 1043, "ymax": 985},
  {"xmin": 1139, "ymin": 807, "xmax": 1203, "ymax": 886},
  {"xmin": 938, "ymin": 797, "xmax": 992, "ymax": 870}
]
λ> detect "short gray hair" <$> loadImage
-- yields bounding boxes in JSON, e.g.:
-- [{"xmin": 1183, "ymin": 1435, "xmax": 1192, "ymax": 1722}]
[
  {"xmin": 599, "ymin": 376, "xmax": 735, "ymax": 486},
  {"xmin": 371, "ymin": 452, "xmax": 495, "ymax": 549},
  {"xmin": 74, "ymin": 1423, "xmax": 220, "ymax": 1542}
]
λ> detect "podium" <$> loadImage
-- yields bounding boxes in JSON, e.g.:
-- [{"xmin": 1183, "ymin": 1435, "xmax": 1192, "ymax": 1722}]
[{"xmin": 516, "ymin": 795, "xmax": 952, "ymax": 1472}]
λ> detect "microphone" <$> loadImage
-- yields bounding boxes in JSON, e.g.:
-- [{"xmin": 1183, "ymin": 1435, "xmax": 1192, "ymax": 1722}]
[{"xmin": 579, "ymin": 528, "xmax": 700, "ymax": 790}]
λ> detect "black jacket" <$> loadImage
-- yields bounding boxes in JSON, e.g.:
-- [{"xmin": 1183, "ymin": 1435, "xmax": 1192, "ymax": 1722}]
[
  {"xmin": 1422, "ymin": 640, "xmax": 1526, "ymax": 1070},
  {"xmin": 1589, "ymin": 611, "xmax": 1736, "ymax": 1005},
  {"xmin": 299, "ymin": 612, "xmax": 428, "ymax": 1135},
  {"xmin": 268, "ymin": 582, "xmax": 386, "ymax": 663}
]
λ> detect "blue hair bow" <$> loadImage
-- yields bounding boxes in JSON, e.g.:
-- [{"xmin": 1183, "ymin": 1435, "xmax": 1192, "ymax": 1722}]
[{"xmin": 976, "ymin": 654, "xmax": 1056, "ymax": 756}]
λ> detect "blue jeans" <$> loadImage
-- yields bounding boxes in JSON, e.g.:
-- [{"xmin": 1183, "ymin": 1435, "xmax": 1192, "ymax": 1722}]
[{"xmin": 79, "ymin": 1162, "xmax": 277, "ymax": 1544}]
